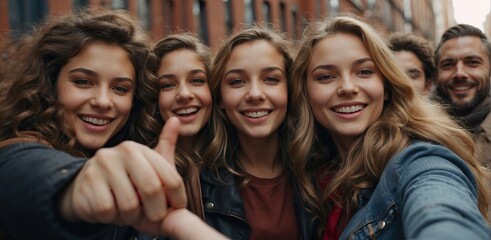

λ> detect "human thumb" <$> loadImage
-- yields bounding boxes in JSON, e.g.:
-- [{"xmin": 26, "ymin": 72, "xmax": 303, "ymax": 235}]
[{"xmin": 154, "ymin": 117, "xmax": 180, "ymax": 167}]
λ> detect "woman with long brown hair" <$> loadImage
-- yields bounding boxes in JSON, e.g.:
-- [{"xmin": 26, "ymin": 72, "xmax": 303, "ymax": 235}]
[
  {"xmin": 0, "ymin": 9, "xmax": 196, "ymax": 239},
  {"xmin": 201, "ymin": 26, "xmax": 317, "ymax": 239},
  {"xmin": 290, "ymin": 16, "xmax": 490, "ymax": 239}
]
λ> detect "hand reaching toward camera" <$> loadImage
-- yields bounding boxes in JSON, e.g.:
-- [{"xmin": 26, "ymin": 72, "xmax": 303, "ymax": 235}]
[{"xmin": 60, "ymin": 117, "xmax": 187, "ymax": 233}]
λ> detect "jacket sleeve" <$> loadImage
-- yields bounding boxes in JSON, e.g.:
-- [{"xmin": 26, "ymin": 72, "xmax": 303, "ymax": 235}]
[
  {"xmin": 395, "ymin": 142, "xmax": 490, "ymax": 240},
  {"xmin": 0, "ymin": 143, "xmax": 122, "ymax": 239}
]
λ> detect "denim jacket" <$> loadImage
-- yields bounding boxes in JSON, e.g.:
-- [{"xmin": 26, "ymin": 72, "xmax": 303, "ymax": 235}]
[
  {"xmin": 200, "ymin": 167, "xmax": 318, "ymax": 240},
  {"xmin": 339, "ymin": 141, "xmax": 490, "ymax": 240}
]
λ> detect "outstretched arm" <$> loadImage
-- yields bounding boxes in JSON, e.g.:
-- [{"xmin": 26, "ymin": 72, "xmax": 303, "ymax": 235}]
[
  {"xmin": 60, "ymin": 117, "xmax": 187, "ymax": 234},
  {"xmin": 397, "ymin": 144, "xmax": 490, "ymax": 240},
  {"xmin": 160, "ymin": 209, "xmax": 229, "ymax": 240}
]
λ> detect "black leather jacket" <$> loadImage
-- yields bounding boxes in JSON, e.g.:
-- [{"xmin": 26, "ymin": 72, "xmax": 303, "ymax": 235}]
[{"xmin": 200, "ymin": 167, "xmax": 319, "ymax": 240}]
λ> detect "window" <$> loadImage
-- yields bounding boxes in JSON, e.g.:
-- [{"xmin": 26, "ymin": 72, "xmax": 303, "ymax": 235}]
[
  {"xmin": 403, "ymin": 0, "xmax": 412, "ymax": 32},
  {"xmin": 329, "ymin": 0, "xmax": 339, "ymax": 16},
  {"xmin": 280, "ymin": 2, "xmax": 286, "ymax": 31},
  {"xmin": 244, "ymin": 0, "xmax": 255, "ymax": 25},
  {"xmin": 137, "ymin": 0, "xmax": 151, "ymax": 30},
  {"xmin": 263, "ymin": 1, "xmax": 271, "ymax": 23},
  {"xmin": 111, "ymin": 0, "xmax": 128, "ymax": 9},
  {"xmin": 194, "ymin": 0, "xmax": 208, "ymax": 44},
  {"xmin": 224, "ymin": 0, "xmax": 233, "ymax": 33},
  {"xmin": 291, "ymin": 4, "xmax": 298, "ymax": 39},
  {"xmin": 163, "ymin": 0, "xmax": 174, "ymax": 34},
  {"xmin": 73, "ymin": 0, "xmax": 88, "ymax": 9},
  {"xmin": 315, "ymin": 0, "xmax": 321, "ymax": 17},
  {"xmin": 351, "ymin": 0, "xmax": 363, "ymax": 9},
  {"xmin": 8, "ymin": 0, "xmax": 48, "ymax": 39}
]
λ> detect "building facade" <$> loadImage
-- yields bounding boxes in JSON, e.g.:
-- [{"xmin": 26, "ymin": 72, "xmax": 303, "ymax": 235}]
[{"xmin": 0, "ymin": 0, "xmax": 447, "ymax": 50}]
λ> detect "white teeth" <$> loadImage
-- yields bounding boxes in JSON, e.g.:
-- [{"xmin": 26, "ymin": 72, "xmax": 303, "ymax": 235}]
[
  {"xmin": 334, "ymin": 105, "xmax": 364, "ymax": 113},
  {"xmin": 453, "ymin": 86, "xmax": 471, "ymax": 91},
  {"xmin": 81, "ymin": 117, "xmax": 110, "ymax": 125},
  {"xmin": 244, "ymin": 111, "xmax": 269, "ymax": 118},
  {"xmin": 175, "ymin": 107, "xmax": 198, "ymax": 115}
]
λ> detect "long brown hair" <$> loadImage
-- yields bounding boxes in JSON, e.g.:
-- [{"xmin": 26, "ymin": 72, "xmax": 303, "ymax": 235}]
[
  {"xmin": 0, "ymin": 9, "xmax": 160, "ymax": 156},
  {"xmin": 290, "ymin": 16, "xmax": 490, "ymax": 224},
  {"xmin": 152, "ymin": 32, "xmax": 212, "ymax": 177},
  {"xmin": 202, "ymin": 26, "xmax": 295, "ymax": 184}
]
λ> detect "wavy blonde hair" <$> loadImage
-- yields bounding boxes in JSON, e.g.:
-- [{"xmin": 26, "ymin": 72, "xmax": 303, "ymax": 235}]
[
  {"xmin": 290, "ymin": 16, "xmax": 490, "ymax": 225},
  {"xmin": 0, "ymin": 9, "xmax": 160, "ymax": 156},
  {"xmin": 202, "ymin": 26, "xmax": 295, "ymax": 184},
  {"xmin": 152, "ymin": 32, "xmax": 212, "ymax": 177}
]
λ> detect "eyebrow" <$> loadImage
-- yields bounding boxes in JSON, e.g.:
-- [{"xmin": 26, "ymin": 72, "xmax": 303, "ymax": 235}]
[
  {"xmin": 311, "ymin": 57, "xmax": 373, "ymax": 73},
  {"xmin": 224, "ymin": 66, "xmax": 284, "ymax": 76},
  {"xmin": 158, "ymin": 69, "xmax": 207, "ymax": 81},
  {"xmin": 440, "ymin": 54, "xmax": 484, "ymax": 62},
  {"xmin": 407, "ymin": 68, "xmax": 422, "ymax": 74},
  {"xmin": 68, "ymin": 67, "xmax": 134, "ymax": 84}
]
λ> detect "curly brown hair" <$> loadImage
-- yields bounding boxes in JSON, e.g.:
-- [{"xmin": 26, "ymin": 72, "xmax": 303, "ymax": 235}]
[
  {"xmin": 389, "ymin": 32, "xmax": 436, "ymax": 86},
  {"xmin": 0, "ymin": 9, "xmax": 160, "ymax": 156}
]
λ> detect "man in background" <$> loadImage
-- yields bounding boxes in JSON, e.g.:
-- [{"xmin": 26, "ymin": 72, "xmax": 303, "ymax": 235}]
[
  {"xmin": 433, "ymin": 24, "xmax": 491, "ymax": 168},
  {"xmin": 390, "ymin": 32, "xmax": 436, "ymax": 96}
]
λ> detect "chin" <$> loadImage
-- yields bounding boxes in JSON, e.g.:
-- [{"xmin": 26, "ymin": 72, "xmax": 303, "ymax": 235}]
[
  {"xmin": 79, "ymin": 139, "xmax": 108, "ymax": 150},
  {"xmin": 180, "ymin": 129, "xmax": 200, "ymax": 137}
]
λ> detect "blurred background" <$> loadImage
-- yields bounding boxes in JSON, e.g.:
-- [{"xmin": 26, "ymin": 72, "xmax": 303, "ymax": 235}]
[{"xmin": 0, "ymin": 0, "xmax": 490, "ymax": 51}]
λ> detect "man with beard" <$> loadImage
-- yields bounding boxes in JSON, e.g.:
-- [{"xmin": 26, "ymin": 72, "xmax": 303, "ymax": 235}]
[{"xmin": 434, "ymin": 24, "xmax": 491, "ymax": 168}]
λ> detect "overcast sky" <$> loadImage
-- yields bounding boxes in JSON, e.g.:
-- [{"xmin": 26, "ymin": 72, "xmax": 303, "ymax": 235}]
[{"xmin": 452, "ymin": 0, "xmax": 490, "ymax": 31}]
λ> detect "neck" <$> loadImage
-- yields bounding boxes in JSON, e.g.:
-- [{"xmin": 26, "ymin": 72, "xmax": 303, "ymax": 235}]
[{"xmin": 237, "ymin": 133, "xmax": 283, "ymax": 178}]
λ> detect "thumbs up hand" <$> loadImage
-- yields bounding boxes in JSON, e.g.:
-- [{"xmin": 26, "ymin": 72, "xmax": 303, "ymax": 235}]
[{"xmin": 59, "ymin": 117, "xmax": 187, "ymax": 233}]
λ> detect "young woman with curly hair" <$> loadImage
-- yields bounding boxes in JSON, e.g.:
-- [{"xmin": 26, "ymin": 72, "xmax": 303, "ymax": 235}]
[
  {"xmin": 0, "ymin": 9, "xmax": 218, "ymax": 240},
  {"xmin": 290, "ymin": 16, "xmax": 490, "ymax": 239}
]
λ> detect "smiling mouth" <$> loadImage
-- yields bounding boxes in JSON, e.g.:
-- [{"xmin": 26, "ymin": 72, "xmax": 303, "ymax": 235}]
[
  {"xmin": 450, "ymin": 85, "xmax": 473, "ymax": 91},
  {"xmin": 333, "ymin": 105, "xmax": 365, "ymax": 114},
  {"xmin": 81, "ymin": 116, "xmax": 112, "ymax": 126},
  {"xmin": 174, "ymin": 107, "xmax": 199, "ymax": 116},
  {"xmin": 242, "ymin": 110, "xmax": 271, "ymax": 118}
]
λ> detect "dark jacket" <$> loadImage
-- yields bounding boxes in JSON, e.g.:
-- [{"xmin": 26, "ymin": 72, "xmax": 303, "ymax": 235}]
[
  {"xmin": 200, "ymin": 167, "xmax": 319, "ymax": 240},
  {"xmin": 0, "ymin": 143, "xmax": 318, "ymax": 240},
  {"xmin": 0, "ymin": 143, "xmax": 158, "ymax": 240}
]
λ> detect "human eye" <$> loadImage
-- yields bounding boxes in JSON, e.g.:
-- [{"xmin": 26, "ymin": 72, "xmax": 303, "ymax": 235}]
[
  {"xmin": 190, "ymin": 77, "xmax": 207, "ymax": 85},
  {"xmin": 113, "ymin": 85, "xmax": 130, "ymax": 94},
  {"xmin": 358, "ymin": 68, "xmax": 374, "ymax": 76},
  {"xmin": 439, "ymin": 60, "xmax": 455, "ymax": 70},
  {"xmin": 264, "ymin": 75, "xmax": 280, "ymax": 84},
  {"xmin": 228, "ymin": 78, "xmax": 246, "ymax": 87},
  {"xmin": 466, "ymin": 58, "xmax": 482, "ymax": 67},
  {"xmin": 406, "ymin": 72, "xmax": 417, "ymax": 80},
  {"xmin": 405, "ymin": 70, "xmax": 421, "ymax": 80},
  {"xmin": 316, "ymin": 73, "xmax": 336, "ymax": 82},
  {"xmin": 72, "ymin": 79, "xmax": 92, "ymax": 86},
  {"xmin": 160, "ymin": 82, "xmax": 176, "ymax": 91}
]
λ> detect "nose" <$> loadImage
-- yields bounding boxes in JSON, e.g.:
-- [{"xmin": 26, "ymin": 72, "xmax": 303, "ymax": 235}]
[
  {"xmin": 454, "ymin": 61, "xmax": 469, "ymax": 80},
  {"xmin": 337, "ymin": 75, "xmax": 359, "ymax": 96},
  {"xmin": 176, "ymin": 84, "xmax": 194, "ymax": 103},
  {"xmin": 90, "ymin": 88, "xmax": 113, "ymax": 109},
  {"xmin": 245, "ymin": 80, "xmax": 265, "ymax": 103}
]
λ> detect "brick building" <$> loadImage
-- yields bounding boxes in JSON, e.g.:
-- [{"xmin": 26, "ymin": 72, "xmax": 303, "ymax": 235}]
[{"xmin": 0, "ymin": 0, "xmax": 450, "ymax": 51}]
